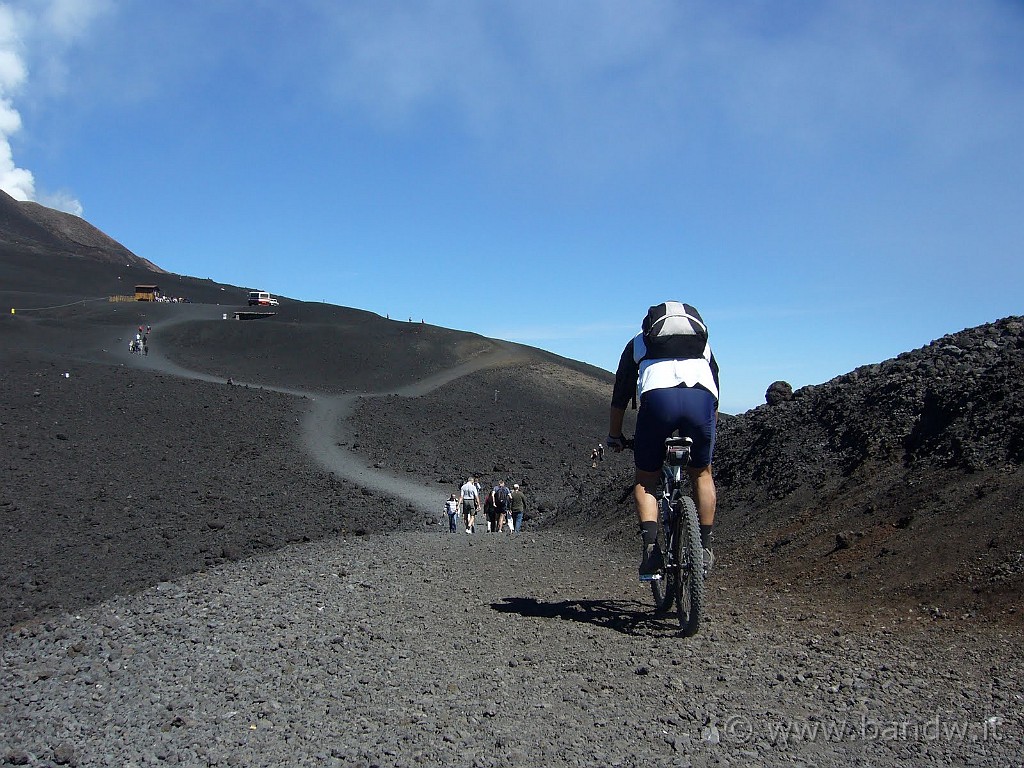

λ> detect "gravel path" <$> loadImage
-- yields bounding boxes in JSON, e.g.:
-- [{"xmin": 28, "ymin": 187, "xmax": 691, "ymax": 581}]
[
  {"xmin": 298, "ymin": 344, "xmax": 529, "ymax": 516},
  {"xmin": 3, "ymin": 531, "xmax": 1021, "ymax": 768}
]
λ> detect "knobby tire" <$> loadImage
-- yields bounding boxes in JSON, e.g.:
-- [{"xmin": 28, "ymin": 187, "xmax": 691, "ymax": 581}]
[
  {"xmin": 650, "ymin": 498, "xmax": 675, "ymax": 612},
  {"xmin": 675, "ymin": 495, "xmax": 705, "ymax": 636}
]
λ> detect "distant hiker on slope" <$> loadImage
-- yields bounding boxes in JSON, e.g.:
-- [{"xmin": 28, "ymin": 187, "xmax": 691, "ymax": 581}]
[
  {"xmin": 459, "ymin": 477, "xmax": 480, "ymax": 534},
  {"xmin": 483, "ymin": 491, "xmax": 497, "ymax": 533},
  {"xmin": 444, "ymin": 494, "xmax": 459, "ymax": 533},
  {"xmin": 491, "ymin": 480, "xmax": 512, "ymax": 533},
  {"xmin": 509, "ymin": 483, "xmax": 527, "ymax": 533}
]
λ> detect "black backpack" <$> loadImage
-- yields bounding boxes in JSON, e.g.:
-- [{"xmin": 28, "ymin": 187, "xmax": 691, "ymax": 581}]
[
  {"xmin": 493, "ymin": 486, "xmax": 510, "ymax": 511},
  {"xmin": 640, "ymin": 301, "xmax": 708, "ymax": 361}
]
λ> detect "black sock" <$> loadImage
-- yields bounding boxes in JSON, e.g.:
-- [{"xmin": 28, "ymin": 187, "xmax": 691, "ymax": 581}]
[
  {"xmin": 700, "ymin": 524, "xmax": 714, "ymax": 549},
  {"xmin": 640, "ymin": 521, "xmax": 659, "ymax": 548}
]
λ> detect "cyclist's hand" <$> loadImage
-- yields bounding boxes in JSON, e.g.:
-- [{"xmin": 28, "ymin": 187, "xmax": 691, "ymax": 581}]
[{"xmin": 606, "ymin": 434, "xmax": 626, "ymax": 452}]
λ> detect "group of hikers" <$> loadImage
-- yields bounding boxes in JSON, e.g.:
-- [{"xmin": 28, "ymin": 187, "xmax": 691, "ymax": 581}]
[
  {"xmin": 445, "ymin": 477, "xmax": 527, "ymax": 534},
  {"xmin": 129, "ymin": 325, "xmax": 152, "ymax": 356}
]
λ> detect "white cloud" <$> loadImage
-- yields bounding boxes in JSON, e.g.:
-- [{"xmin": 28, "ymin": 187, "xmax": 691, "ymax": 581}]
[
  {"xmin": 40, "ymin": 0, "xmax": 112, "ymax": 42},
  {"xmin": 0, "ymin": 133, "xmax": 32, "ymax": 199},
  {"xmin": 0, "ymin": 48, "xmax": 25, "ymax": 88},
  {"xmin": 0, "ymin": 0, "xmax": 111, "ymax": 210},
  {"xmin": 0, "ymin": 2, "xmax": 31, "ymax": 199},
  {"xmin": 312, "ymin": 1, "xmax": 1024, "ymax": 181},
  {"xmin": 38, "ymin": 188, "xmax": 81, "ymax": 216}
]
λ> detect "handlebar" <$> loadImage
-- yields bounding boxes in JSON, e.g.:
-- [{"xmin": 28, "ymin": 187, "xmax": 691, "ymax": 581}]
[{"xmin": 611, "ymin": 435, "xmax": 692, "ymax": 456}]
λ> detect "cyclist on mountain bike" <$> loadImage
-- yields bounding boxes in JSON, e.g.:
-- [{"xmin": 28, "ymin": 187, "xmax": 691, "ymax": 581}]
[{"xmin": 606, "ymin": 301, "xmax": 719, "ymax": 581}]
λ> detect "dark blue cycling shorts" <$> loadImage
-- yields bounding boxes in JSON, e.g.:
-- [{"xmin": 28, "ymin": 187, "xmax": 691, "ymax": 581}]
[{"xmin": 634, "ymin": 385, "xmax": 717, "ymax": 472}]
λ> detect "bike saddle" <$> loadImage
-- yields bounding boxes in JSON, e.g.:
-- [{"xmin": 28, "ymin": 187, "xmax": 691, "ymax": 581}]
[
  {"xmin": 664, "ymin": 436, "xmax": 692, "ymax": 465},
  {"xmin": 665, "ymin": 436, "xmax": 693, "ymax": 448}
]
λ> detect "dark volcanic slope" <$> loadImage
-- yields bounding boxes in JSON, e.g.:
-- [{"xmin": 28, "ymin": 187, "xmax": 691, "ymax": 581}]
[
  {"xmin": 0, "ymin": 353, "xmax": 414, "ymax": 626},
  {"xmin": 5, "ymin": 231, "xmax": 1023, "ymax": 628},
  {"xmin": 710, "ymin": 317, "xmax": 1024, "ymax": 621},
  {"xmin": 361, "ymin": 313, "xmax": 1024, "ymax": 624},
  {"xmin": 158, "ymin": 310, "xmax": 499, "ymax": 394},
  {"xmin": 0, "ymin": 269, "xmax": 609, "ymax": 627},
  {"xmin": 348, "ymin": 360, "xmax": 616, "ymax": 519},
  {"xmin": 0, "ymin": 190, "xmax": 160, "ymax": 271}
]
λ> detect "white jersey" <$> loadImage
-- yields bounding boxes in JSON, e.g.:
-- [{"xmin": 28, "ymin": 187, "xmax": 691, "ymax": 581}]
[
  {"xmin": 610, "ymin": 302, "xmax": 721, "ymax": 412},
  {"xmin": 633, "ymin": 333, "xmax": 719, "ymax": 401}
]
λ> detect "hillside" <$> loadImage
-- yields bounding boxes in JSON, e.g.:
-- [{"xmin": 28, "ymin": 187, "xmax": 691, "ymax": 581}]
[
  {"xmin": 0, "ymin": 190, "xmax": 160, "ymax": 272},
  {"xmin": 712, "ymin": 317, "xmax": 1024, "ymax": 620},
  {"xmin": 347, "ymin": 314, "xmax": 1024, "ymax": 624}
]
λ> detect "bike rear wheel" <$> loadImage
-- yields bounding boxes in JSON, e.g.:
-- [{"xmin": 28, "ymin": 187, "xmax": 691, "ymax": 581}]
[
  {"xmin": 674, "ymin": 495, "xmax": 705, "ymax": 636},
  {"xmin": 650, "ymin": 498, "xmax": 675, "ymax": 612}
]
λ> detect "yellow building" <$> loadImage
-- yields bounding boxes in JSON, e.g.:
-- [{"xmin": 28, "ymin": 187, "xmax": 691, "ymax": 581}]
[{"xmin": 134, "ymin": 285, "xmax": 159, "ymax": 301}]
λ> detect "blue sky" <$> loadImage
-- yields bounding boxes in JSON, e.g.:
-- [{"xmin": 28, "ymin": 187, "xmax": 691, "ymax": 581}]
[{"xmin": 2, "ymin": 1, "xmax": 1022, "ymax": 413}]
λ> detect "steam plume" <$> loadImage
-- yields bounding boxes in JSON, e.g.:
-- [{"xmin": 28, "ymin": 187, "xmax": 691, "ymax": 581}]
[
  {"xmin": 0, "ymin": 1, "xmax": 98, "ymax": 215},
  {"xmin": 0, "ymin": 4, "xmax": 34, "ymax": 201}
]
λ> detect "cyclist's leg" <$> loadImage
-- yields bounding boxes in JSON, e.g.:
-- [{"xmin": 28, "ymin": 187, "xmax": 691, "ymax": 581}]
[
  {"xmin": 634, "ymin": 467, "xmax": 662, "ymax": 579},
  {"xmin": 634, "ymin": 389, "xmax": 676, "ymax": 578},
  {"xmin": 633, "ymin": 469, "xmax": 660, "ymax": 524},
  {"xmin": 677, "ymin": 386, "xmax": 717, "ymax": 560},
  {"xmin": 687, "ymin": 464, "xmax": 716, "ymax": 526}
]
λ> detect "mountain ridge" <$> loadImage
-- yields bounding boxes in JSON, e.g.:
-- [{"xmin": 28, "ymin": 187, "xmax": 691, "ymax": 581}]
[{"xmin": 0, "ymin": 190, "xmax": 162, "ymax": 272}]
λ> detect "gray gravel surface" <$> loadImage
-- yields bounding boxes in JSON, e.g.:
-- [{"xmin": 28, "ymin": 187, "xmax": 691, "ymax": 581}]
[{"xmin": 3, "ymin": 531, "xmax": 1021, "ymax": 768}]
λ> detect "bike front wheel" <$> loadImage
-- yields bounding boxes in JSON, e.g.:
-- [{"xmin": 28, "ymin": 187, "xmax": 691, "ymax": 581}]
[{"xmin": 674, "ymin": 495, "xmax": 705, "ymax": 636}]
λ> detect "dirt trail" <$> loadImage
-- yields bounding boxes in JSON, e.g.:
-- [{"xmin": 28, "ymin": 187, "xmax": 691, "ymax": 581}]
[
  {"xmin": 116, "ymin": 308, "xmax": 525, "ymax": 515},
  {"xmin": 301, "ymin": 345, "xmax": 529, "ymax": 513}
]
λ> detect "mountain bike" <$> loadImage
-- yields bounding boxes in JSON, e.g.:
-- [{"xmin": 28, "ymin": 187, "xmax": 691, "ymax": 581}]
[{"xmin": 625, "ymin": 435, "xmax": 705, "ymax": 636}]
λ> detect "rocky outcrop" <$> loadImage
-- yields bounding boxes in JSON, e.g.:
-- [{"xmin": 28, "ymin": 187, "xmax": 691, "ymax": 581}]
[
  {"xmin": 765, "ymin": 380, "xmax": 793, "ymax": 406},
  {"xmin": 717, "ymin": 317, "xmax": 1024, "ymax": 490}
]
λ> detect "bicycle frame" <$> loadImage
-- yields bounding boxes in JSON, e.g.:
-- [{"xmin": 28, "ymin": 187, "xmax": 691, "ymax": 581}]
[
  {"xmin": 657, "ymin": 438, "xmax": 690, "ymax": 572},
  {"xmin": 623, "ymin": 434, "xmax": 705, "ymax": 635},
  {"xmin": 661, "ymin": 438, "xmax": 691, "ymax": 510},
  {"xmin": 653, "ymin": 436, "xmax": 704, "ymax": 636}
]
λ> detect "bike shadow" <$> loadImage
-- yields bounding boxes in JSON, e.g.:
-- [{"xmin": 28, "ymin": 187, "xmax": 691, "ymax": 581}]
[{"xmin": 490, "ymin": 596, "xmax": 680, "ymax": 636}]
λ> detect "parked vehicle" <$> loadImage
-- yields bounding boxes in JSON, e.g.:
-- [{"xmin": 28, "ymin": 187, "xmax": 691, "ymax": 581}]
[{"xmin": 247, "ymin": 290, "xmax": 279, "ymax": 307}]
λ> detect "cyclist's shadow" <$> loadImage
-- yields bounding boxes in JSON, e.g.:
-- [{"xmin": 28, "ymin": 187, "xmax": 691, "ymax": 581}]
[{"xmin": 490, "ymin": 596, "xmax": 679, "ymax": 636}]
